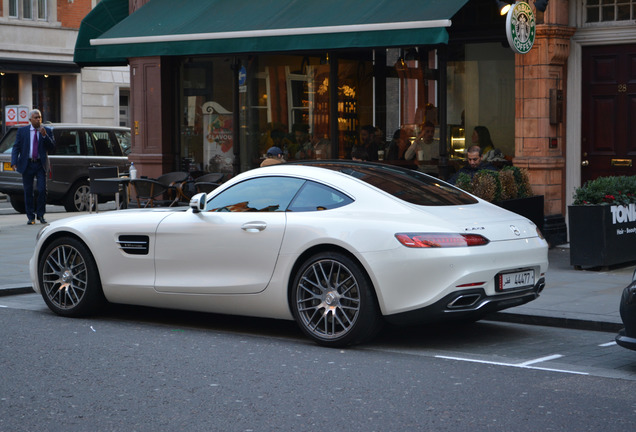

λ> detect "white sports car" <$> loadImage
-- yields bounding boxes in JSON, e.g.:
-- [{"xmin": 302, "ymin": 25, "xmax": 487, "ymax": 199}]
[{"xmin": 31, "ymin": 161, "xmax": 548, "ymax": 347}]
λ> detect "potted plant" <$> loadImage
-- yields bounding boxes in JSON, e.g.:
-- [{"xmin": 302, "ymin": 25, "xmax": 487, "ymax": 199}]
[
  {"xmin": 569, "ymin": 176, "xmax": 636, "ymax": 269},
  {"xmin": 454, "ymin": 166, "xmax": 544, "ymax": 231}
]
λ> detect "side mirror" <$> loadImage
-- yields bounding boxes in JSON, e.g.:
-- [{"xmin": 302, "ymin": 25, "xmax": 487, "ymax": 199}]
[{"xmin": 189, "ymin": 193, "xmax": 207, "ymax": 213}]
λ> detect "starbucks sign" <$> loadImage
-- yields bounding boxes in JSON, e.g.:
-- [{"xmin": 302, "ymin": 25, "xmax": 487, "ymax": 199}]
[{"xmin": 506, "ymin": 1, "xmax": 535, "ymax": 54}]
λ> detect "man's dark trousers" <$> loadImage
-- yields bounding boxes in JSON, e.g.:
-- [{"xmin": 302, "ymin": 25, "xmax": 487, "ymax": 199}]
[{"xmin": 23, "ymin": 159, "xmax": 47, "ymax": 220}]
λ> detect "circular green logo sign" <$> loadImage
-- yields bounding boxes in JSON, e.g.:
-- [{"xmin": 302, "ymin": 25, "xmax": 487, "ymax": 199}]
[{"xmin": 506, "ymin": 2, "xmax": 535, "ymax": 54}]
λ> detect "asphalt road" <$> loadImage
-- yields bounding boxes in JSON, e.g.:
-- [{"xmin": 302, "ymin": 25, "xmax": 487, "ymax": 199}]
[{"xmin": 1, "ymin": 293, "xmax": 635, "ymax": 432}]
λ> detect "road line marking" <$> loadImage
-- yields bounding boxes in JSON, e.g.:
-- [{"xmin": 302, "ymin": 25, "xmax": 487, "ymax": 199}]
[
  {"xmin": 435, "ymin": 355, "xmax": 589, "ymax": 376},
  {"xmin": 519, "ymin": 354, "xmax": 563, "ymax": 366},
  {"xmin": 0, "ymin": 305, "xmax": 7, "ymax": 308},
  {"xmin": 599, "ymin": 341, "xmax": 617, "ymax": 347}
]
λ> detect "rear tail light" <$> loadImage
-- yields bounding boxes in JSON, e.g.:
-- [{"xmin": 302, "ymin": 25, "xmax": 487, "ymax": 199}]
[{"xmin": 395, "ymin": 233, "xmax": 490, "ymax": 248}]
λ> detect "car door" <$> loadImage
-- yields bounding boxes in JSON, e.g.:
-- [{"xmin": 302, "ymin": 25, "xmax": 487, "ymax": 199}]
[{"xmin": 153, "ymin": 176, "xmax": 306, "ymax": 294}]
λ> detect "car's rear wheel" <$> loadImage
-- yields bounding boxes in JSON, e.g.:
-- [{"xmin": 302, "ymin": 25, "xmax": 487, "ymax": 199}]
[
  {"xmin": 291, "ymin": 251, "xmax": 382, "ymax": 347},
  {"xmin": 63, "ymin": 180, "xmax": 92, "ymax": 212},
  {"xmin": 8, "ymin": 194, "xmax": 25, "ymax": 214},
  {"xmin": 38, "ymin": 237, "xmax": 105, "ymax": 317}
]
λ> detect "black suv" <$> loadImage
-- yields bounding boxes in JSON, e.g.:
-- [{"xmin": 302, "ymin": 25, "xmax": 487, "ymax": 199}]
[{"xmin": 0, "ymin": 124, "xmax": 131, "ymax": 212}]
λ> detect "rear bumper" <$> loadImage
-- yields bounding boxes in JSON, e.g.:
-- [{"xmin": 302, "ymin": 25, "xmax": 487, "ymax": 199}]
[{"xmin": 384, "ymin": 277, "xmax": 546, "ymax": 326}]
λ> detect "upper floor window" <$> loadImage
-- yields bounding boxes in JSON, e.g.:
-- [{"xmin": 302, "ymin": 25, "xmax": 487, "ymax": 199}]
[
  {"xmin": 9, "ymin": 0, "xmax": 48, "ymax": 21},
  {"xmin": 586, "ymin": 0, "xmax": 635, "ymax": 23}
]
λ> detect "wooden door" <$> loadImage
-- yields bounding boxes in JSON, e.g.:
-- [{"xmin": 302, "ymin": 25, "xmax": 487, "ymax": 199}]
[{"xmin": 581, "ymin": 44, "xmax": 636, "ymax": 184}]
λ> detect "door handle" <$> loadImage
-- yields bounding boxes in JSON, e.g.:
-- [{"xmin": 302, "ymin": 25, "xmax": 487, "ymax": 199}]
[
  {"xmin": 241, "ymin": 222, "xmax": 267, "ymax": 232},
  {"xmin": 581, "ymin": 160, "xmax": 589, "ymax": 167}
]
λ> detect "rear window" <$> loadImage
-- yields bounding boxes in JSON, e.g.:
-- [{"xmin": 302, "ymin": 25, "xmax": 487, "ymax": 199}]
[{"xmin": 293, "ymin": 161, "xmax": 478, "ymax": 206}]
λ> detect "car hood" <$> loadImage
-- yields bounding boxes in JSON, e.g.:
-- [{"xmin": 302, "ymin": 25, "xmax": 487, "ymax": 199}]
[{"xmin": 416, "ymin": 201, "xmax": 541, "ymax": 242}]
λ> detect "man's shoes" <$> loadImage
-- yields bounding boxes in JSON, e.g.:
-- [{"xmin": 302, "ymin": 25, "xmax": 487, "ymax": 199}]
[
  {"xmin": 38, "ymin": 216, "xmax": 47, "ymax": 224},
  {"xmin": 27, "ymin": 219, "xmax": 35, "ymax": 225}
]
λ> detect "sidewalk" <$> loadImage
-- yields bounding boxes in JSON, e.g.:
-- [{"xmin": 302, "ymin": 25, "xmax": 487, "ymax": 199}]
[{"xmin": 0, "ymin": 204, "xmax": 631, "ymax": 333}]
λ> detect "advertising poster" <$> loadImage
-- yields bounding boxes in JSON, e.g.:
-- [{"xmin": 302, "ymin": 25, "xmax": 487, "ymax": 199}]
[{"xmin": 202, "ymin": 101, "xmax": 233, "ymax": 173}]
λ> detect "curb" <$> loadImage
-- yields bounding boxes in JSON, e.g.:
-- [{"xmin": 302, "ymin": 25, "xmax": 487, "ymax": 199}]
[
  {"xmin": 0, "ymin": 285, "xmax": 34, "ymax": 297},
  {"xmin": 486, "ymin": 311, "xmax": 623, "ymax": 334}
]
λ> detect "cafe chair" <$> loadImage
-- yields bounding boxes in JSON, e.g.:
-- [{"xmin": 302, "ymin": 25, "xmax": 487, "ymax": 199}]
[
  {"xmin": 88, "ymin": 166, "xmax": 120, "ymax": 213},
  {"xmin": 194, "ymin": 172, "xmax": 224, "ymax": 194},
  {"xmin": 177, "ymin": 172, "xmax": 224, "ymax": 203},
  {"xmin": 130, "ymin": 178, "xmax": 175, "ymax": 208},
  {"xmin": 156, "ymin": 171, "xmax": 189, "ymax": 202}
]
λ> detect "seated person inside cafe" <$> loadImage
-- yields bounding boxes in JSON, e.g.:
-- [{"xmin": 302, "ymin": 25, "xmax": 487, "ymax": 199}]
[
  {"xmin": 472, "ymin": 125, "xmax": 507, "ymax": 163},
  {"xmin": 448, "ymin": 145, "xmax": 498, "ymax": 184},
  {"xmin": 260, "ymin": 146, "xmax": 285, "ymax": 167},
  {"xmin": 385, "ymin": 128, "xmax": 409, "ymax": 161},
  {"xmin": 404, "ymin": 121, "xmax": 438, "ymax": 176}
]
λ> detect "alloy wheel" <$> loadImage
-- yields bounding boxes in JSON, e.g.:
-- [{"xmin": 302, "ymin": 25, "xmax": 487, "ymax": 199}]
[
  {"xmin": 42, "ymin": 244, "xmax": 88, "ymax": 310},
  {"xmin": 295, "ymin": 258, "xmax": 361, "ymax": 341}
]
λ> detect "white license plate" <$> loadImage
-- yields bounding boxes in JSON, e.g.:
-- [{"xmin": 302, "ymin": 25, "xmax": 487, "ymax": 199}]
[{"xmin": 497, "ymin": 269, "xmax": 535, "ymax": 291}]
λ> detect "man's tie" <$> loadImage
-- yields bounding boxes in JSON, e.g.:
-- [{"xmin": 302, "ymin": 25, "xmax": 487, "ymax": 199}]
[{"xmin": 32, "ymin": 130, "xmax": 38, "ymax": 159}]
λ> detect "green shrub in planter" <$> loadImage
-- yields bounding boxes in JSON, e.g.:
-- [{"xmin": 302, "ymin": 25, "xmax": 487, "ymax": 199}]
[{"xmin": 572, "ymin": 176, "xmax": 636, "ymax": 205}]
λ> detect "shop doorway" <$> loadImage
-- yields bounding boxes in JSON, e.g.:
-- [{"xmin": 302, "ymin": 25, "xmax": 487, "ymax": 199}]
[{"xmin": 581, "ymin": 44, "xmax": 636, "ymax": 184}]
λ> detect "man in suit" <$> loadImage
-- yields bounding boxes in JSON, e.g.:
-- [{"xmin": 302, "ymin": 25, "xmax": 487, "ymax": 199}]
[{"xmin": 11, "ymin": 109, "xmax": 55, "ymax": 224}]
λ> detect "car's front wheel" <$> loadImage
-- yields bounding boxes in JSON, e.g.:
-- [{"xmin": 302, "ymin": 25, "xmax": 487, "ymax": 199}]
[
  {"xmin": 63, "ymin": 180, "xmax": 92, "ymax": 212},
  {"xmin": 291, "ymin": 251, "xmax": 383, "ymax": 347},
  {"xmin": 38, "ymin": 237, "xmax": 105, "ymax": 317}
]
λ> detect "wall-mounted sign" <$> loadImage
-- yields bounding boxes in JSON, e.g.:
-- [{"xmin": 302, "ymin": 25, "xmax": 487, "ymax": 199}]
[{"xmin": 506, "ymin": 1, "xmax": 535, "ymax": 54}]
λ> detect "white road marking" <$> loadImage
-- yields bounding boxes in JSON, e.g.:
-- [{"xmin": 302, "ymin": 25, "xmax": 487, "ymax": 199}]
[
  {"xmin": 435, "ymin": 354, "xmax": 589, "ymax": 376},
  {"xmin": 599, "ymin": 341, "xmax": 617, "ymax": 347},
  {"xmin": 519, "ymin": 354, "xmax": 563, "ymax": 366}
]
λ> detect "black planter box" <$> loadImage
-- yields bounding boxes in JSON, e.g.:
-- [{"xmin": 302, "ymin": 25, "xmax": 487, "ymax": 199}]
[
  {"xmin": 568, "ymin": 204, "xmax": 636, "ymax": 268},
  {"xmin": 495, "ymin": 195, "xmax": 544, "ymax": 231}
]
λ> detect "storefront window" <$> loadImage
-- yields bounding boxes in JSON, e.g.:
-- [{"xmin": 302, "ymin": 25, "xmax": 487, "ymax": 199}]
[
  {"xmin": 175, "ymin": 43, "xmax": 513, "ymax": 178},
  {"xmin": 178, "ymin": 57, "xmax": 234, "ymax": 175},
  {"xmin": 446, "ymin": 42, "xmax": 515, "ymax": 162}
]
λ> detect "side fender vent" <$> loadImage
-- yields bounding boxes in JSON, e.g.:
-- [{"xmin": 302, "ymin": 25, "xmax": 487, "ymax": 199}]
[{"xmin": 117, "ymin": 235, "xmax": 149, "ymax": 255}]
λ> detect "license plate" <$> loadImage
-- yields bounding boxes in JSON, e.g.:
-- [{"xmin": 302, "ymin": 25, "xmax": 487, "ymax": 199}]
[
  {"xmin": 2, "ymin": 162, "xmax": 14, "ymax": 171},
  {"xmin": 497, "ymin": 269, "xmax": 535, "ymax": 291}
]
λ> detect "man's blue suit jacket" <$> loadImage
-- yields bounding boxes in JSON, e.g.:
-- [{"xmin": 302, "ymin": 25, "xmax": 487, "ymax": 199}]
[{"xmin": 11, "ymin": 125, "xmax": 55, "ymax": 174}]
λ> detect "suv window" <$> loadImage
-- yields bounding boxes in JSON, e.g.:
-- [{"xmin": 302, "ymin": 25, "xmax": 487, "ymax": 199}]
[
  {"xmin": 87, "ymin": 131, "xmax": 123, "ymax": 156},
  {"xmin": 54, "ymin": 131, "xmax": 81, "ymax": 155}
]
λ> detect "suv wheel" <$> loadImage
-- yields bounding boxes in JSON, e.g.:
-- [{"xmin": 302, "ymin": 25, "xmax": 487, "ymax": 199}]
[
  {"xmin": 8, "ymin": 194, "xmax": 26, "ymax": 214},
  {"xmin": 64, "ymin": 180, "xmax": 92, "ymax": 212}
]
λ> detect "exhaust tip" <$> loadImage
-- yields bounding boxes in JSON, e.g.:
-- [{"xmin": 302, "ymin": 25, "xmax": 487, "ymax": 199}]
[{"xmin": 447, "ymin": 293, "xmax": 482, "ymax": 309}]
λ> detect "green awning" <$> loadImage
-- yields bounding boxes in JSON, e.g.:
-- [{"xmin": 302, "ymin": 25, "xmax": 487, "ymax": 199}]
[
  {"xmin": 73, "ymin": 0, "xmax": 129, "ymax": 66},
  {"xmin": 86, "ymin": 0, "xmax": 468, "ymax": 62}
]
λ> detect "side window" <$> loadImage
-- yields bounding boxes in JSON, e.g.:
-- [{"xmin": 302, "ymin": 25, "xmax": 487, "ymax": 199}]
[
  {"xmin": 115, "ymin": 131, "xmax": 131, "ymax": 156},
  {"xmin": 54, "ymin": 131, "xmax": 81, "ymax": 156},
  {"xmin": 288, "ymin": 180, "xmax": 353, "ymax": 212},
  {"xmin": 92, "ymin": 132, "xmax": 116, "ymax": 156},
  {"xmin": 206, "ymin": 176, "xmax": 305, "ymax": 212},
  {"xmin": 85, "ymin": 131, "xmax": 96, "ymax": 156}
]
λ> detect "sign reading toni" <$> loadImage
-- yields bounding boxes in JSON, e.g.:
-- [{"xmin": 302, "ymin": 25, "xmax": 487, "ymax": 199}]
[{"xmin": 506, "ymin": 2, "xmax": 535, "ymax": 54}]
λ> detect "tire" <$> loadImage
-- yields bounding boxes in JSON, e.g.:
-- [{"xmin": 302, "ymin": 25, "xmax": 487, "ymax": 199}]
[
  {"xmin": 291, "ymin": 251, "xmax": 383, "ymax": 347},
  {"xmin": 8, "ymin": 194, "xmax": 26, "ymax": 214},
  {"xmin": 63, "ymin": 180, "xmax": 92, "ymax": 212},
  {"xmin": 38, "ymin": 237, "xmax": 105, "ymax": 317}
]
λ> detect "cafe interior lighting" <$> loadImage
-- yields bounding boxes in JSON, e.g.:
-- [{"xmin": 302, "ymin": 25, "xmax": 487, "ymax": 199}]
[{"xmin": 496, "ymin": 0, "xmax": 511, "ymax": 15}]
